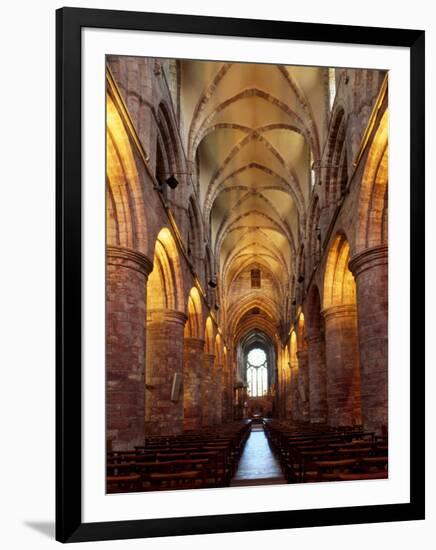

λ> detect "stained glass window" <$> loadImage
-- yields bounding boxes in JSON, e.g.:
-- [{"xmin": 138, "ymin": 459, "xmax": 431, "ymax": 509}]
[{"xmin": 247, "ymin": 349, "xmax": 268, "ymax": 397}]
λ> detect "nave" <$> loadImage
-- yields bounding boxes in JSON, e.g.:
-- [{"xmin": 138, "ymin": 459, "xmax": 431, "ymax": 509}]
[{"xmin": 106, "ymin": 54, "xmax": 389, "ymax": 492}]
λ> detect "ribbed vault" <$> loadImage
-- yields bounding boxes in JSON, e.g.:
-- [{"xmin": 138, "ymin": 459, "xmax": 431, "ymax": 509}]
[{"xmin": 180, "ymin": 61, "xmax": 328, "ymax": 351}]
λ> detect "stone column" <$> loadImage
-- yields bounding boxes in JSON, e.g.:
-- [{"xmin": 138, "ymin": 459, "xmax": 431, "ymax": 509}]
[
  {"xmin": 323, "ymin": 305, "xmax": 362, "ymax": 427},
  {"xmin": 221, "ymin": 369, "xmax": 230, "ymax": 422},
  {"xmin": 307, "ymin": 334, "xmax": 328, "ymax": 424},
  {"xmin": 145, "ymin": 309, "xmax": 187, "ymax": 436},
  {"xmin": 202, "ymin": 354, "xmax": 215, "ymax": 427},
  {"xmin": 106, "ymin": 245, "xmax": 153, "ymax": 450},
  {"xmin": 183, "ymin": 338, "xmax": 205, "ymax": 431},
  {"xmin": 279, "ymin": 366, "xmax": 284, "ymax": 418},
  {"xmin": 349, "ymin": 245, "xmax": 388, "ymax": 433},
  {"xmin": 214, "ymin": 364, "xmax": 224, "ymax": 425},
  {"xmin": 225, "ymin": 365, "xmax": 234, "ymax": 422},
  {"xmin": 296, "ymin": 350, "xmax": 310, "ymax": 422},
  {"xmin": 285, "ymin": 366, "xmax": 292, "ymax": 419},
  {"xmin": 288, "ymin": 366, "xmax": 298, "ymax": 420}
]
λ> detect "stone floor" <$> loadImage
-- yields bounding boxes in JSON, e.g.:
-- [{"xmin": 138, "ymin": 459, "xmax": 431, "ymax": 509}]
[{"xmin": 230, "ymin": 425, "xmax": 286, "ymax": 486}]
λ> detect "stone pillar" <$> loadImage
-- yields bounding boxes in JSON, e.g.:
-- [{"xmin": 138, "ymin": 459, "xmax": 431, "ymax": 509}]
[
  {"xmin": 227, "ymin": 371, "xmax": 234, "ymax": 421},
  {"xmin": 214, "ymin": 364, "xmax": 224, "ymax": 425},
  {"xmin": 349, "ymin": 245, "xmax": 388, "ymax": 433},
  {"xmin": 323, "ymin": 305, "xmax": 362, "ymax": 427},
  {"xmin": 202, "ymin": 354, "xmax": 215, "ymax": 427},
  {"xmin": 221, "ymin": 369, "xmax": 231, "ymax": 422},
  {"xmin": 285, "ymin": 366, "xmax": 292, "ymax": 419},
  {"xmin": 307, "ymin": 334, "xmax": 328, "ymax": 424},
  {"xmin": 289, "ymin": 366, "xmax": 298, "ymax": 420},
  {"xmin": 183, "ymin": 338, "xmax": 205, "ymax": 431},
  {"xmin": 279, "ymin": 366, "xmax": 284, "ymax": 418},
  {"xmin": 106, "ymin": 246, "xmax": 153, "ymax": 450},
  {"xmin": 145, "ymin": 309, "xmax": 187, "ymax": 436},
  {"xmin": 296, "ymin": 350, "xmax": 310, "ymax": 422}
]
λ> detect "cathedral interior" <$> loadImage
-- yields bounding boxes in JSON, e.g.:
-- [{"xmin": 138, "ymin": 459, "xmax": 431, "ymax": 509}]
[{"xmin": 106, "ymin": 56, "xmax": 389, "ymax": 492}]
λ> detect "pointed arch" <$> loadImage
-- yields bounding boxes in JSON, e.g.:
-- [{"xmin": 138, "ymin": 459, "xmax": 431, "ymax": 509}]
[
  {"xmin": 215, "ymin": 333, "xmax": 224, "ymax": 364},
  {"xmin": 147, "ymin": 227, "xmax": 185, "ymax": 313},
  {"xmin": 187, "ymin": 194, "xmax": 205, "ymax": 276},
  {"xmin": 184, "ymin": 287, "xmax": 203, "ymax": 339},
  {"xmin": 204, "ymin": 316, "xmax": 215, "ymax": 354},
  {"xmin": 307, "ymin": 194, "xmax": 322, "ymax": 273},
  {"xmin": 355, "ymin": 109, "xmax": 388, "ymax": 253},
  {"xmin": 324, "ymin": 106, "xmax": 348, "ymax": 206},
  {"xmin": 323, "ymin": 233, "xmax": 356, "ymax": 309},
  {"xmin": 106, "ymin": 94, "xmax": 147, "ymax": 253}
]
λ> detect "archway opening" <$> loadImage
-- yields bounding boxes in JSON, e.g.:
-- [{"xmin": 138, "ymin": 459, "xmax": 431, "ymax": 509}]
[
  {"xmin": 323, "ymin": 233, "xmax": 361, "ymax": 427},
  {"xmin": 145, "ymin": 227, "xmax": 186, "ymax": 436},
  {"xmin": 236, "ymin": 330, "xmax": 277, "ymax": 419}
]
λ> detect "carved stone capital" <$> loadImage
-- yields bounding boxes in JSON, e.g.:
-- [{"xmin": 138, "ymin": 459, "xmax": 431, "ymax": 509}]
[
  {"xmin": 107, "ymin": 245, "xmax": 153, "ymax": 277},
  {"xmin": 322, "ymin": 303, "xmax": 357, "ymax": 321},
  {"xmin": 184, "ymin": 337, "xmax": 206, "ymax": 351},
  {"xmin": 349, "ymin": 244, "xmax": 388, "ymax": 279},
  {"xmin": 306, "ymin": 333, "xmax": 325, "ymax": 345},
  {"xmin": 147, "ymin": 308, "xmax": 187, "ymax": 325}
]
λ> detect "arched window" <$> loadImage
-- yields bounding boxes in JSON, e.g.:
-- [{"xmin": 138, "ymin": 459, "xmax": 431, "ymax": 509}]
[{"xmin": 246, "ymin": 348, "xmax": 268, "ymax": 397}]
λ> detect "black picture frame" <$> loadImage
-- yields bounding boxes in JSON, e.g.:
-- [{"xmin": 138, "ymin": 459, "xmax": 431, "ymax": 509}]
[{"xmin": 56, "ymin": 7, "xmax": 425, "ymax": 543}]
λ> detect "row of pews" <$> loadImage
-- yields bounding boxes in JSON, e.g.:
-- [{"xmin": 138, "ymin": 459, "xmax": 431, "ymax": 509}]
[
  {"xmin": 264, "ymin": 420, "xmax": 388, "ymax": 483},
  {"xmin": 107, "ymin": 420, "xmax": 251, "ymax": 493}
]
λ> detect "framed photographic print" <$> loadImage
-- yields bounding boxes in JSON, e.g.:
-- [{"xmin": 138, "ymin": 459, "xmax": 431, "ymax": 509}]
[{"xmin": 56, "ymin": 7, "xmax": 425, "ymax": 543}]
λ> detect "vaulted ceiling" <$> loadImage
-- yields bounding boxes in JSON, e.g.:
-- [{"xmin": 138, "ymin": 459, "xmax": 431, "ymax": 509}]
[{"xmin": 180, "ymin": 60, "xmax": 329, "ymax": 340}]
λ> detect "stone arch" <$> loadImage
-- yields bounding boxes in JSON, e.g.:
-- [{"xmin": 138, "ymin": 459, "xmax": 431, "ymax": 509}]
[
  {"xmin": 187, "ymin": 194, "xmax": 204, "ymax": 277},
  {"xmin": 204, "ymin": 245, "xmax": 215, "ymax": 305},
  {"xmin": 204, "ymin": 316, "xmax": 215, "ymax": 354},
  {"xmin": 215, "ymin": 333, "xmax": 223, "ymax": 364},
  {"xmin": 290, "ymin": 330, "xmax": 298, "ymax": 370},
  {"xmin": 324, "ymin": 106, "xmax": 348, "ymax": 207},
  {"xmin": 155, "ymin": 101, "xmax": 185, "ymax": 201},
  {"xmin": 296, "ymin": 312, "xmax": 307, "ymax": 352},
  {"xmin": 355, "ymin": 109, "xmax": 388, "ymax": 253},
  {"xmin": 323, "ymin": 233, "xmax": 361, "ymax": 427},
  {"xmin": 145, "ymin": 227, "xmax": 187, "ymax": 436},
  {"xmin": 323, "ymin": 232, "xmax": 356, "ymax": 309},
  {"xmin": 349, "ymin": 107, "xmax": 388, "ymax": 433},
  {"xmin": 184, "ymin": 287, "xmax": 203, "ymax": 339},
  {"xmin": 106, "ymin": 94, "xmax": 147, "ymax": 253},
  {"xmin": 204, "ymin": 162, "xmax": 304, "ymax": 229},
  {"xmin": 183, "ymin": 286, "xmax": 205, "ymax": 431},
  {"xmin": 193, "ymin": 88, "xmax": 308, "ymax": 153},
  {"xmin": 307, "ymin": 194, "xmax": 322, "ymax": 273},
  {"xmin": 205, "ymin": 131, "xmax": 305, "ymax": 214},
  {"xmin": 282, "ymin": 344, "xmax": 291, "ymax": 419},
  {"xmin": 147, "ymin": 227, "xmax": 185, "ymax": 314},
  {"xmin": 187, "ymin": 62, "xmax": 233, "ymax": 158},
  {"xmin": 157, "ymin": 101, "xmax": 184, "ymax": 174}
]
